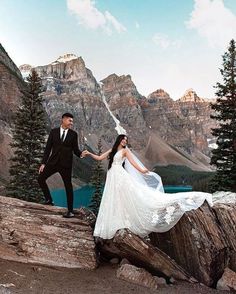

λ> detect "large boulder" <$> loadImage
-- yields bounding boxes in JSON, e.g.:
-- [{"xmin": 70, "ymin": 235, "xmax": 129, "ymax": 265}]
[
  {"xmin": 149, "ymin": 202, "xmax": 230, "ymax": 287},
  {"xmin": 117, "ymin": 263, "xmax": 164, "ymax": 290},
  {"xmin": 213, "ymin": 203, "xmax": 236, "ymax": 272},
  {"xmin": 217, "ymin": 267, "xmax": 236, "ymax": 291},
  {"xmin": 0, "ymin": 196, "xmax": 97, "ymax": 269}
]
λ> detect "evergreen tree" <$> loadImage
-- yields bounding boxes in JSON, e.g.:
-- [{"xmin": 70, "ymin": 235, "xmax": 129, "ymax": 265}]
[
  {"xmin": 210, "ymin": 39, "xmax": 236, "ymax": 192},
  {"xmin": 89, "ymin": 139, "xmax": 105, "ymax": 215},
  {"xmin": 7, "ymin": 70, "xmax": 47, "ymax": 202}
]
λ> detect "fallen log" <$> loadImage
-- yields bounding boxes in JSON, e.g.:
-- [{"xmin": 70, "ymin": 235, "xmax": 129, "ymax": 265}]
[{"xmin": 101, "ymin": 229, "xmax": 197, "ymax": 282}]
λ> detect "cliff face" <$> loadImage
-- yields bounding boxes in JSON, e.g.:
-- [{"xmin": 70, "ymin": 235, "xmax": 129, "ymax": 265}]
[
  {"xmin": 176, "ymin": 89, "xmax": 215, "ymax": 155},
  {"xmin": 101, "ymin": 74, "xmax": 149, "ymax": 150},
  {"xmin": 141, "ymin": 88, "xmax": 216, "ymax": 157},
  {"xmin": 0, "ymin": 44, "xmax": 24, "ymax": 122},
  {"xmin": 0, "ymin": 44, "xmax": 22, "ymax": 79},
  {"xmin": 33, "ymin": 54, "xmax": 116, "ymax": 148},
  {"xmin": 0, "ymin": 44, "xmax": 25, "ymax": 185}
]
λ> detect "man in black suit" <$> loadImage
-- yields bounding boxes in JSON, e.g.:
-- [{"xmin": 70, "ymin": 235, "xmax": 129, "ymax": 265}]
[{"xmin": 38, "ymin": 113, "xmax": 86, "ymax": 218}]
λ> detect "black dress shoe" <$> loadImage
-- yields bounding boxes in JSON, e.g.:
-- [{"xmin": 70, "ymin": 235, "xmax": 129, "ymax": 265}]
[
  {"xmin": 43, "ymin": 200, "xmax": 54, "ymax": 206},
  {"xmin": 63, "ymin": 211, "xmax": 75, "ymax": 218}
]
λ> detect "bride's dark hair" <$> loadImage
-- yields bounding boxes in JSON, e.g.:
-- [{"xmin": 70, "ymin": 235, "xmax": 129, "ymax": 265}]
[{"xmin": 108, "ymin": 134, "xmax": 127, "ymax": 170}]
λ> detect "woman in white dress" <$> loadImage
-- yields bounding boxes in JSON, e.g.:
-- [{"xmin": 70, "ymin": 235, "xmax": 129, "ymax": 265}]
[{"xmin": 84, "ymin": 135, "xmax": 213, "ymax": 240}]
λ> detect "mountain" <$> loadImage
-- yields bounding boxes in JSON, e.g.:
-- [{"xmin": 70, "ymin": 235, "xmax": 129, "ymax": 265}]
[
  {"xmin": 19, "ymin": 64, "xmax": 32, "ymax": 79},
  {"xmin": 32, "ymin": 53, "xmax": 116, "ymax": 148},
  {"xmin": 141, "ymin": 88, "xmax": 216, "ymax": 157},
  {"xmin": 101, "ymin": 74, "xmax": 148, "ymax": 150},
  {"xmin": 0, "ymin": 44, "xmax": 217, "ymax": 193},
  {"xmin": 52, "ymin": 53, "xmax": 78, "ymax": 64},
  {"xmin": 0, "ymin": 44, "xmax": 25, "ymax": 190},
  {"xmin": 30, "ymin": 54, "xmax": 216, "ymax": 170},
  {"xmin": 178, "ymin": 88, "xmax": 205, "ymax": 102},
  {"xmin": 176, "ymin": 89, "xmax": 216, "ymax": 155},
  {"xmin": 101, "ymin": 78, "xmax": 216, "ymax": 170}
]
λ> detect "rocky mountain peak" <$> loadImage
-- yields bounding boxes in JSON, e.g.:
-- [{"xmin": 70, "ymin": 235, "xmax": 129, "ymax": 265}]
[
  {"xmin": 147, "ymin": 89, "xmax": 172, "ymax": 103},
  {"xmin": 19, "ymin": 64, "xmax": 33, "ymax": 79},
  {"xmin": 178, "ymin": 88, "xmax": 205, "ymax": 103},
  {"xmin": 52, "ymin": 53, "xmax": 78, "ymax": 65},
  {"xmin": 101, "ymin": 73, "xmax": 148, "ymax": 149},
  {"xmin": 33, "ymin": 54, "xmax": 87, "ymax": 81},
  {"xmin": 101, "ymin": 73, "xmax": 132, "ymax": 87},
  {"xmin": 19, "ymin": 64, "xmax": 32, "ymax": 71},
  {"xmin": 0, "ymin": 43, "xmax": 22, "ymax": 80},
  {"xmin": 101, "ymin": 73, "xmax": 118, "ymax": 82},
  {"xmin": 101, "ymin": 73, "xmax": 144, "ymax": 103}
]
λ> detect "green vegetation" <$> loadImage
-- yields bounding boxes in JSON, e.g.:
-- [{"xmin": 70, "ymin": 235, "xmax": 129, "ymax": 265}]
[
  {"xmin": 153, "ymin": 165, "xmax": 215, "ymax": 192},
  {"xmin": 7, "ymin": 70, "xmax": 47, "ymax": 202},
  {"xmin": 210, "ymin": 39, "xmax": 236, "ymax": 192}
]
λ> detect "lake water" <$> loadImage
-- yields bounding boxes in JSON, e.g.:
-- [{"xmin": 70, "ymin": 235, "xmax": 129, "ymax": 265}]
[{"xmin": 51, "ymin": 185, "xmax": 192, "ymax": 208}]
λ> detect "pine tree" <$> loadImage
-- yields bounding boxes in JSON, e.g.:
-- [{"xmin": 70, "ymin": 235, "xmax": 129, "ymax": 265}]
[
  {"xmin": 210, "ymin": 39, "xmax": 236, "ymax": 192},
  {"xmin": 7, "ymin": 70, "xmax": 47, "ymax": 202},
  {"xmin": 89, "ymin": 139, "xmax": 105, "ymax": 216}
]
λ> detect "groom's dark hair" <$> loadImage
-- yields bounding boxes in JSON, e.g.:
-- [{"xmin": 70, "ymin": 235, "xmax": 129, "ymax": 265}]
[{"xmin": 62, "ymin": 112, "xmax": 74, "ymax": 119}]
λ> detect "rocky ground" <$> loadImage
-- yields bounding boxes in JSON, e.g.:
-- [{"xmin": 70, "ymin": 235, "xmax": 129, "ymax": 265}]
[{"xmin": 0, "ymin": 260, "xmax": 230, "ymax": 294}]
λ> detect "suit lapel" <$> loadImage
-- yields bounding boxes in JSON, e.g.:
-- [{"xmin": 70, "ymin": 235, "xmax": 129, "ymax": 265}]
[{"xmin": 57, "ymin": 127, "xmax": 61, "ymax": 142}]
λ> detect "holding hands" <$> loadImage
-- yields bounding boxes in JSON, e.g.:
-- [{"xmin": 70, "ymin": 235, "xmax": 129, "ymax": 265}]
[{"xmin": 80, "ymin": 150, "xmax": 90, "ymax": 158}]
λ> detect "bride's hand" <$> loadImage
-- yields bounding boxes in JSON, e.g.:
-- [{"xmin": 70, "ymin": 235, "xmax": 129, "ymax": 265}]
[
  {"xmin": 83, "ymin": 150, "xmax": 90, "ymax": 156},
  {"xmin": 141, "ymin": 168, "xmax": 149, "ymax": 174},
  {"xmin": 81, "ymin": 150, "xmax": 90, "ymax": 158}
]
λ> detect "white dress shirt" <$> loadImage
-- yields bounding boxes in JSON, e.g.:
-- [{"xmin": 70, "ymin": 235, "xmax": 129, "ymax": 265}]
[{"xmin": 60, "ymin": 126, "xmax": 69, "ymax": 142}]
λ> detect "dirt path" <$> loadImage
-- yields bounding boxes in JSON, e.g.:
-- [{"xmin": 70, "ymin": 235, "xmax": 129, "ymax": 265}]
[{"xmin": 0, "ymin": 259, "xmax": 229, "ymax": 294}]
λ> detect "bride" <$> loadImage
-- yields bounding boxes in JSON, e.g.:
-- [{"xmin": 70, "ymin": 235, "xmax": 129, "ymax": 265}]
[{"xmin": 84, "ymin": 134, "xmax": 213, "ymax": 239}]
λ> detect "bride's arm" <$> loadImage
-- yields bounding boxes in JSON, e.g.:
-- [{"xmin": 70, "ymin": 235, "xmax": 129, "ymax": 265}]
[
  {"xmin": 85, "ymin": 149, "xmax": 112, "ymax": 161},
  {"xmin": 124, "ymin": 149, "xmax": 149, "ymax": 174}
]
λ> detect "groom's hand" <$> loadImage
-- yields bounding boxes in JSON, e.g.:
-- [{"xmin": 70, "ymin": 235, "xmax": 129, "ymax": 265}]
[{"xmin": 39, "ymin": 164, "xmax": 45, "ymax": 174}]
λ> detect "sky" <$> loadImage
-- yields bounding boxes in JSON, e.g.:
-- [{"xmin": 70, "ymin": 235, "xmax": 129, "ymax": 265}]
[{"xmin": 1, "ymin": 0, "xmax": 236, "ymax": 99}]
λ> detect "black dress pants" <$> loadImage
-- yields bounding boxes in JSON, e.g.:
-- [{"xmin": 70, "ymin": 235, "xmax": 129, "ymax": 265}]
[{"xmin": 38, "ymin": 164, "xmax": 73, "ymax": 212}]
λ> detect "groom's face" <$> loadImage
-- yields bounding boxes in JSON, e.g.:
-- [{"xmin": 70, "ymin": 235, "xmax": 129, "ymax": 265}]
[{"xmin": 62, "ymin": 116, "xmax": 73, "ymax": 129}]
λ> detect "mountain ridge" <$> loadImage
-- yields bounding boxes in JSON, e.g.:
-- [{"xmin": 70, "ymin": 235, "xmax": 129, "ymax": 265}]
[{"xmin": 0, "ymin": 45, "xmax": 216, "ymax": 189}]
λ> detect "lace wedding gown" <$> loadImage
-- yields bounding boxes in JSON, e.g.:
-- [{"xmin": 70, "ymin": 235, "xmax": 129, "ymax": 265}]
[{"xmin": 93, "ymin": 149, "xmax": 213, "ymax": 239}]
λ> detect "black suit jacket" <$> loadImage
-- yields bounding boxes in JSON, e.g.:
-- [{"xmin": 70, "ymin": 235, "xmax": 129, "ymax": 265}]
[{"xmin": 41, "ymin": 127, "xmax": 82, "ymax": 169}]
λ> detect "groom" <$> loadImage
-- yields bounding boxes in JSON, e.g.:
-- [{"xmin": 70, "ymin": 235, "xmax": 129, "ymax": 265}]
[{"xmin": 38, "ymin": 112, "xmax": 86, "ymax": 218}]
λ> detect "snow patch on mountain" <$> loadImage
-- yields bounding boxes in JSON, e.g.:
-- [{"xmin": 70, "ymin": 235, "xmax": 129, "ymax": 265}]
[
  {"xmin": 100, "ymin": 85, "xmax": 127, "ymax": 135},
  {"xmin": 19, "ymin": 64, "xmax": 32, "ymax": 79},
  {"xmin": 52, "ymin": 54, "xmax": 78, "ymax": 64}
]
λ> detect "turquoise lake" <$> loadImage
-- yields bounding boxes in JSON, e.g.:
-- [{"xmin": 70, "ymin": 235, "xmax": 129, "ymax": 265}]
[{"xmin": 51, "ymin": 185, "xmax": 193, "ymax": 208}]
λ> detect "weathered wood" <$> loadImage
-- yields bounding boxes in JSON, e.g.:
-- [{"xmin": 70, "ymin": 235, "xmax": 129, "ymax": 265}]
[
  {"xmin": 0, "ymin": 196, "xmax": 97, "ymax": 269},
  {"xmin": 149, "ymin": 202, "xmax": 229, "ymax": 287},
  {"xmin": 110, "ymin": 229, "xmax": 196, "ymax": 282}
]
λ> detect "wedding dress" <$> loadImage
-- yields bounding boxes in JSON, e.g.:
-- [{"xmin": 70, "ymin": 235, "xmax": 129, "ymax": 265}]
[{"xmin": 93, "ymin": 149, "xmax": 213, "ymax": 239}]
